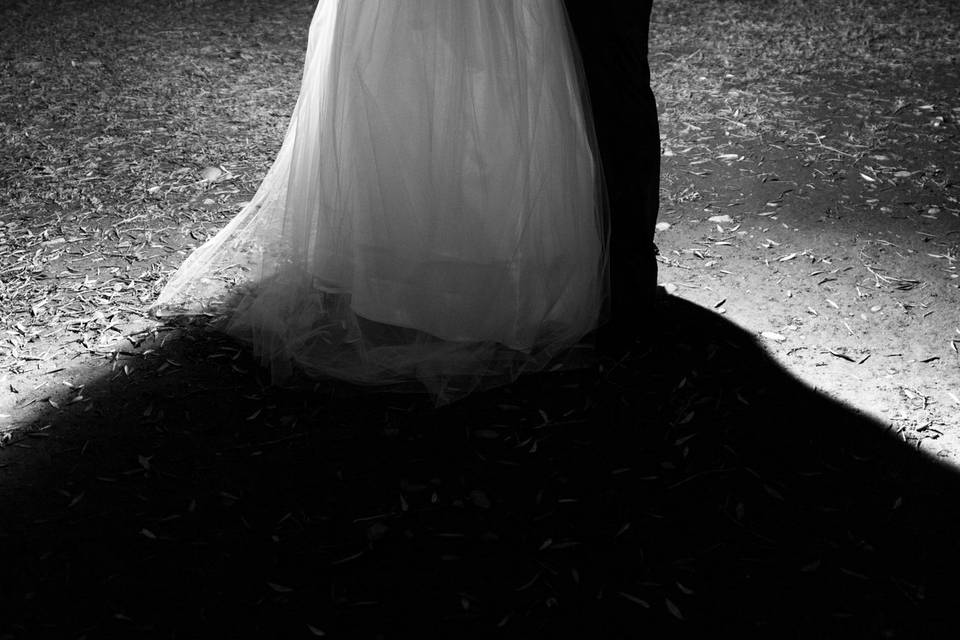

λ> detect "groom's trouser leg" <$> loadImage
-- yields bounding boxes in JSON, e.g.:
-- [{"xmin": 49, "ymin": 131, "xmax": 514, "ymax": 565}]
[{"xmin": 564, "ymin": 3, "xmax": 660, "ymax": 324}]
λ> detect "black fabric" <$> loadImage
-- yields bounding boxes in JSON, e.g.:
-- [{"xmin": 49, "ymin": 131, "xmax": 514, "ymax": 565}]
[{"xmin": 563, "ymin": 2, "xmax": 660, "ymax": 329}]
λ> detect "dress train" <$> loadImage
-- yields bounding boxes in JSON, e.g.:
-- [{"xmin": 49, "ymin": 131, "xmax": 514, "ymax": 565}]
[{"xmin": 152, "ymin": 0, "xmax": 608, "ymax": 403}]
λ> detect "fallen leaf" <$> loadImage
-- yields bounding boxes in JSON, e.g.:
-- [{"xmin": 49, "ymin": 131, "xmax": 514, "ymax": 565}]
[
  {"xmin": 665, "ymin": 598, "xmax": 684, "ymax": 620},
  {"xmin": 469, "ymin": 489, "xmax": 491, "ymax": 509},
  {"xmin": 800, "ymin": 560, "xmax": 821, "ymax": 572},
  {"xmin": 618, "ymin": 592, "xmax": 650, "ymax": 608},
  {"xmin": 829, "ymin": 350, "xmax": 856, "ymax": 362}
]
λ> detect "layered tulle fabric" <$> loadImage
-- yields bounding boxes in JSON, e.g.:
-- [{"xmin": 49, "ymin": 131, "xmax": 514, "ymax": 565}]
[{"xmin": 152, "ymin": 0, "xmax": 609, "ymax": 404}]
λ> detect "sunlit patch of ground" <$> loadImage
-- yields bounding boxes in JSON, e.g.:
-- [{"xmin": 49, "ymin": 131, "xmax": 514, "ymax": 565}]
[{"xmin": 648, "ymin": 0, "xmax": 960, "ymax": 460}]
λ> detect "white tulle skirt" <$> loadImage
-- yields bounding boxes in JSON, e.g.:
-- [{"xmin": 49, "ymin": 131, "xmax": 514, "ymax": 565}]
[{"xmin": 153, "ymin": 0, "xmax": 609, "ymax": 404}]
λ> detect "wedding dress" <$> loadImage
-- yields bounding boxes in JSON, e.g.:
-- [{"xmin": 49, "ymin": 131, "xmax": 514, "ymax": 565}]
[{"xmin": 152, "ymin": 0, "xmax": 609, "ymax": 404}]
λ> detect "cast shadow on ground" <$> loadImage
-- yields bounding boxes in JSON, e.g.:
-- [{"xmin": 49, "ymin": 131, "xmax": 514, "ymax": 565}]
[{"xmin": 2, "ymin": 294, "xmax": 959, "ymax": 639}]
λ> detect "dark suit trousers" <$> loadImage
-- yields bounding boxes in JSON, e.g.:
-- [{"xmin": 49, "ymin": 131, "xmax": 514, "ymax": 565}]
[{"xmin": 563, "ymin": 2, "xmax": 660, "ymax": 321}]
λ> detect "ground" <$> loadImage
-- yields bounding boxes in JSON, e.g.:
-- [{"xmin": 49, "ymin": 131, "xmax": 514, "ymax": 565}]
[
  {"xmin": 649, "ymin": 0, "xmax": 960, "ymax": 455},
  {"xmin": 1, "ymin": 0, "xmax": 959, "ymax": 637}
]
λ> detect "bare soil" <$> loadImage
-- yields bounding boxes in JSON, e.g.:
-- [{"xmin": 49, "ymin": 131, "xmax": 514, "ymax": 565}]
[{"xmin": 1, "ymin": 0, "xmax": 959, "ymax": 637}]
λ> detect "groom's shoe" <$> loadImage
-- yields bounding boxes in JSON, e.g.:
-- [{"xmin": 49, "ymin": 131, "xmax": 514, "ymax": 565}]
[
  {"xmin": 597, "ymin": 291, "xmax": 659, "ymax": 354},
  {"xmin": 596, "ymin": 268, "xmax": 661, "ymax": 357},
  {"xmin": 596, "ymin": 238, "xmax": 660, "ymax": 352}
]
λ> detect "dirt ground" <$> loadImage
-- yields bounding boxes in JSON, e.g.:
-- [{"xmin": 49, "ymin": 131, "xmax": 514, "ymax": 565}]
[
  {"xmin": 2, "ymin": 0, "xmax": 960, "ymax": 637},
  {"xmin": 656, "ymin": 79, "xmax": 960, "ymax": 460},
  {"xmin": 648, "ymin": 0, "xmax": 960, "ymax": 458}
]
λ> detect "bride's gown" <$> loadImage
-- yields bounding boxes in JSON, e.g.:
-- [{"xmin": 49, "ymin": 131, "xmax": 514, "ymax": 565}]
[{"xmin": 152, "ymin": 0, "xmax": 609, "ymax": 404}]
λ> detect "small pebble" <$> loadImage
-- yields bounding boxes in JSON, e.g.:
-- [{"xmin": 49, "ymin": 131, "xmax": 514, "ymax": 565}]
[{"xmin": 200, "ymin": 166, "xmax": 223, "ymax": 182}]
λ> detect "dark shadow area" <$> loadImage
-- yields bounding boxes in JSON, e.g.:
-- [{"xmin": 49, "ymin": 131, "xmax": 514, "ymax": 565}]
[{"xmin": 2, "ymin": 294, "xmax": 959, "ymax": 639}]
